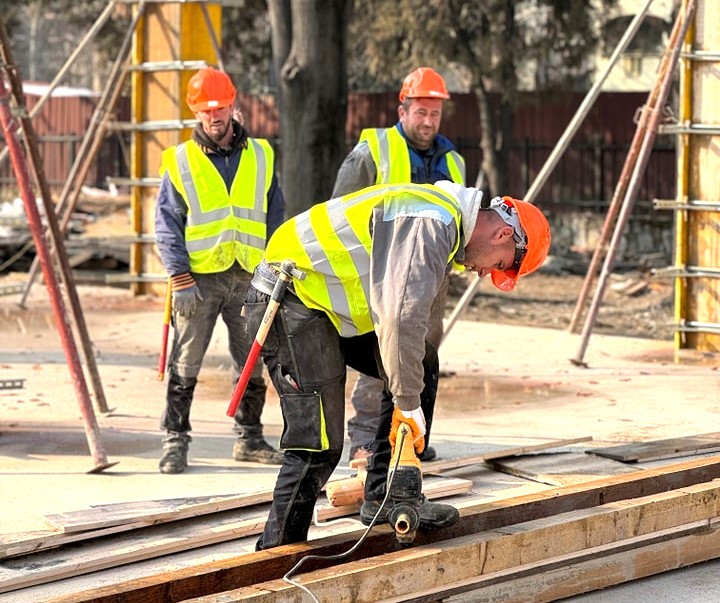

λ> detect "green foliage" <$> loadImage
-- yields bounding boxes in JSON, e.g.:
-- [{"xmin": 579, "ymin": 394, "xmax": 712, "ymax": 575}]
[
  {"xmin": 222, "ymin": 0, "xmax": 274, "ymax": 93},
  {"xmin": 0, "ymin": 1, "xmax": 129, "ymax": 87},
  {"xmin": 348, "ymin": 0, "xmax": 618, "ymax": 95}
]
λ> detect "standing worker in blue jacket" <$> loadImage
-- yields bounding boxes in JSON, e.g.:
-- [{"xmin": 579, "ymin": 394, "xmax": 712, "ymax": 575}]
[
  {"xmin": 332, "ymin": 67, "xmax": 466, "ymax": 463},
  {"xmin": 154, "ymin": 67, "xmax": 285, "ymax": 473}
]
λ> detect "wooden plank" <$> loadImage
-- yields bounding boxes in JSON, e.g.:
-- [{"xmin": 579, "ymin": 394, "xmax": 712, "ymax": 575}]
[
  {"xmin": 487, "ymin": 452, "xmax": 638, "ymax": 486},
  {"xmin": 421, "ymin": 436, "xmax": 593, "ymax": 474},
  {"xmin": 325, "ymin": 436, "xmax": 594, "ymax": 507},
  {"xmin": 42, "ymin": 455, "xmax": 720, "ymax": 603},
  {"xmin": 43, "ymin": 490, "xmax": 274, "ymax": 533},
  {"xmin": 1, "ymin": 476, "xmax": 469, "ymax": 559},
  {"xmin": 588, "ymin": 432, "xmax": 720, "ymax": 462},
  {"xmin": 177, "ymin": 483, "xmax": 720, "ymax": 602},
  {"xmin": 1, "ymin": 492, "xmax": 276, "ymax": 559},
  {"xmin": 0, "ymin": 477, "xmax": 471, "ymax": 594},
  {"xmin": 0, "ymin": 511, "xmax": 267, "ymax": 595},
  {"xmin": 1, "ymin": 521, "xmax": 156, "ymax": 559},
  {"xmin": 41, "ymin": 438, "xmax": 588, "ymax": 534}
]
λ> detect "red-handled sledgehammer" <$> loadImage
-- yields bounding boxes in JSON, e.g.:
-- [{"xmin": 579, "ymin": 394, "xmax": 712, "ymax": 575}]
[
  {"xmin": 226, "ymin": 260, "xmax": 305, "ymax": 417},
  {"xmin": 157, "ymin": 277, "xmax": 172, "ymax": 381}
]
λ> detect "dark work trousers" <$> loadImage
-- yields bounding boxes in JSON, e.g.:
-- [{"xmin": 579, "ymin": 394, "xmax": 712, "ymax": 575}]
[
  {"xmin": 244, "ymin": 284, "xmax": 439, "ymax": 550},
  {"xmin": 161, "ymin": 262, "xmax": 266, "ymax": 438}
]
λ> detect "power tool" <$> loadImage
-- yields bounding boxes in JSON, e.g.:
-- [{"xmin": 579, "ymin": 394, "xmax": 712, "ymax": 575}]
[{"xmin": 386, "ymin": 421, "xmax": 423, "ymax": 544}]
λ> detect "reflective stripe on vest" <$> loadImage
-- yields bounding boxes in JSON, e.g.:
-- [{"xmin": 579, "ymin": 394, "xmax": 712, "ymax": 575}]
[
  {"xmin": 446, "ymin": 149, "xmax": 466, "ymax": 185},
  {"xmin": 359, "ymin": 127, "xmax": 466, "ymax": 185},
  {"xmin": 161, "ymin": 138, "xmax": 272, "ymax": 273},
  {"xmin": 265, "ymin": 183, "xmax": 462, "ymax": 337}
]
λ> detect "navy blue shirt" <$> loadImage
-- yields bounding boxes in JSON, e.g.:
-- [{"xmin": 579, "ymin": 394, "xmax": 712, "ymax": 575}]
[{"xmin": 395, "ymin": 122, "xmax": 460, "ymax": 184}]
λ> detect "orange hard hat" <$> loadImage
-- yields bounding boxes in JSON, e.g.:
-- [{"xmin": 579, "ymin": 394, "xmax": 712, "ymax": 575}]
[
  {"xmin": 489, "ymin": 196, "xmax": 551, "ymax": 292},
  {"xmin": 186, "ymin": 67, "xmax": 236, "ymax": 112},
  {"xmin": 399, "ymin": 67, "xmax": 450, "ymax": 102}
]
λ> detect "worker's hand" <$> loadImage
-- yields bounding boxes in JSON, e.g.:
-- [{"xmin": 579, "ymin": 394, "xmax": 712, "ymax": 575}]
[
  {"xmin": 171, "ymin": 273, "xmax": 203, "ymax": 318},
  {"xmin": 390, "ymin": 405, "xmax": 426, "ymax": 455}
]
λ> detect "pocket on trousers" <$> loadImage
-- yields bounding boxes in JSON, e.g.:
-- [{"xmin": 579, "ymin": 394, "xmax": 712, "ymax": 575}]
[{"xmin": 279, "ymin": 392, "xmax": 329, "ymax": 452}]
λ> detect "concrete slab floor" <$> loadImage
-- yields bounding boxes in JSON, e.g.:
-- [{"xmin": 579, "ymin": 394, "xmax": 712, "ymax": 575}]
[{"xmin": 1, "ymin": 284, "xmax": 719, "ymax": 601}]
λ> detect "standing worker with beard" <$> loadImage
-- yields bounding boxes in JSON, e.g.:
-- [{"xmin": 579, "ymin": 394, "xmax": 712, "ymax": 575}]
[
  {"xmin": 154, "ymin": 67, "xmax": 285, "ymax": 473},
  {"xmin": 332, "ymin": 67, "xmax": 465, "ymax": 463}
]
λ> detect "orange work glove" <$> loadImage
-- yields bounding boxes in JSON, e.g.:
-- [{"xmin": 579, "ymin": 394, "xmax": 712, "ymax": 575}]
[{"xmin": 390, "ymin": 406, "xmax": 426, "ymax": 455}]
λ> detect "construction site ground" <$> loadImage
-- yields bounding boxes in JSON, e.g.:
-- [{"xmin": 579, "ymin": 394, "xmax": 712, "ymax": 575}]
[{"xmin": 1, "ymin": 270, "xmax": 719, "ymax": 602}]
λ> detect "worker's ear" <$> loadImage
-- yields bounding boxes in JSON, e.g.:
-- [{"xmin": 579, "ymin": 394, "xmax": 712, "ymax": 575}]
[{"xmin": 493, "ymin": 224, "xmax": 515, "ymax": 244}]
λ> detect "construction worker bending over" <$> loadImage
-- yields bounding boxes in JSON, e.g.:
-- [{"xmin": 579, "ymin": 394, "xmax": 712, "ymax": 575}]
[
  {"xmin": 245, "ymin": 181, "xmax": 551, "ymax": 548},
  {"xmin": 332, "ymin": 66, "xmax": 466, "ymax": 463},
  {"xmin": 154, "ymin": 67, "xmax": 285, "ymax": 474}
]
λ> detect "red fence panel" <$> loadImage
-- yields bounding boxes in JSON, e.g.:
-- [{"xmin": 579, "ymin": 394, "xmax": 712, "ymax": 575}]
[{"xmin": 0, "ymin": 88, "xmax": 674, "ymax": 207}]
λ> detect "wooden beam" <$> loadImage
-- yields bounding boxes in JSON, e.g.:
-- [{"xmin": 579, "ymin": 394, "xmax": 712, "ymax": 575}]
[
  {"xmin": 176, "ymin": 482, "xmax": 720, "ymax": 602},
  {"xmin": 45, "ymin": 455, "xmax": 720, "ymax": 603},
  {"xmin": 380, "ymin": 522, "xmax": 720, "ymax": 602}
]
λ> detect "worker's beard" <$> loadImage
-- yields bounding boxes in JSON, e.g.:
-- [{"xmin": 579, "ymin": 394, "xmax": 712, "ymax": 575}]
[{"xmin": 205, "ymin": 120, "xmax": 231, "ymax": 145}]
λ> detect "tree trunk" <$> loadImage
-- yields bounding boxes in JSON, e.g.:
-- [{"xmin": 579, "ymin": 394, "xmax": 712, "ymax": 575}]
[
  {"xmin": 268, "ymin": 0, "xmax": 351, "ymax": 217},
  {"xmin": 473, "ymin": 78, "xmax": 500, "ymax": 198}
]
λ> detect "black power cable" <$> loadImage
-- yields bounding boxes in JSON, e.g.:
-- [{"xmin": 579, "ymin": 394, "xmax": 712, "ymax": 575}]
[{"xmin": 283, "ymin": 429, "xmax": 408, "ymax": 602}]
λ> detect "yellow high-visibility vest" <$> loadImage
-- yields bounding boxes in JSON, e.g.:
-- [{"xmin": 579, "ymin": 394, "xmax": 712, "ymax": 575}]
[
  {"xmin": 265, "ymin": 183, "xmax": 462, "ymax": 336},
  {"xmin": 359, "ymin": 127, "xmax": 465, "ymax": 185},
  {"xmin": 161, "ymin": 138, "xmax": 273, "ymax": 274}
]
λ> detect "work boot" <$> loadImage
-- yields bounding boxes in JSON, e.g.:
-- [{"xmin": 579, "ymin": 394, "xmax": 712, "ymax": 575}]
[
  {"xmin": 359, "ymin": 495, "xmax": 459, "ymax": 530},
  {"xmin": 233, "ymin": 437, "xmax": 284, "ymax": 465},
  {"xmin": 159, "ymin": 432, "xmax": 191, "ymax": 474},
  {"xmin": 418, "ymin": 446, "xmax": 437, "ymax": 462}
]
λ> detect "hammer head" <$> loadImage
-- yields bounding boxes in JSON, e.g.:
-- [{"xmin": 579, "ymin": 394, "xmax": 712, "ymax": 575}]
[{"xmin": 279, "ymin": 259, "xmax": 306, "ymax": 281}]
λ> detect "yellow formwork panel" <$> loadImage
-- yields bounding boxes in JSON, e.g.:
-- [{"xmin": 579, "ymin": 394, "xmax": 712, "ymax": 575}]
[
  {"xmin": 130, "ymin": 2, "xmax": 222, "ymax": 294},
  {"xmin": 675, "ymin": 0, "xmax": 720, "ymax": 354}
]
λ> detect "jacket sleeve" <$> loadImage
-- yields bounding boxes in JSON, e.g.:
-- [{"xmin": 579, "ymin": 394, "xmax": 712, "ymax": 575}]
[
  {"xmin": 369, "ymin": 211, "xmax": 456, "ymax": 411},
  {"xmin": 331, "ymin": 142, "xmax": 377, "ymax": 198},
  {"xmin": 154, "ymin": 174, "xmax": 191, "ymax": 276},
  {"xmin": 266, "ymin": 173, "xmax": 285, "ymax": 240}
]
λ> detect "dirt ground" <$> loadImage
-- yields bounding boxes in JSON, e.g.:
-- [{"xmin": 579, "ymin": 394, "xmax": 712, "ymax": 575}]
[{"xmin": 448, "ymin": 267, "xmax": 674, "ymax": 340}]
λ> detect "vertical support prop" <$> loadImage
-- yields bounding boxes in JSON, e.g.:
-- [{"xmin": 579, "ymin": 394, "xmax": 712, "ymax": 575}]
[
  {"xmin": 0, "ymin": 67, "xmax": 114, "ymax": 473},
  {"xmin": 571, "ymin": 0, "xmax": 697, "ymax": 367},
  {"xmin": 0, "ymin": 20, "xmax": 111, "ymax": 414}
]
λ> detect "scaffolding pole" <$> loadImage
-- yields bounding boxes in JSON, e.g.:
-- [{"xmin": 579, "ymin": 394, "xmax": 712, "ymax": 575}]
[{"xmin": 0, "ymin": 63, "xmax": 114, "ymax": 474}]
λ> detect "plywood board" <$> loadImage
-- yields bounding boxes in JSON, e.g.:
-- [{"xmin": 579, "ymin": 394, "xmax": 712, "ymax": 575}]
[
  {"xmin": 0, "ymin": 477, "xmax": 471, "ymax": 594},
  {"xmin": 44, "ymin": 491, "xmax": 273, "ymax": 533},
  {"xmin": 486, "ymin": 452, "xmax": 639, "ymax": 486},
  {"xmin": 588, "ymin": 432, "xmax": 720, "ymax": 463}
]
